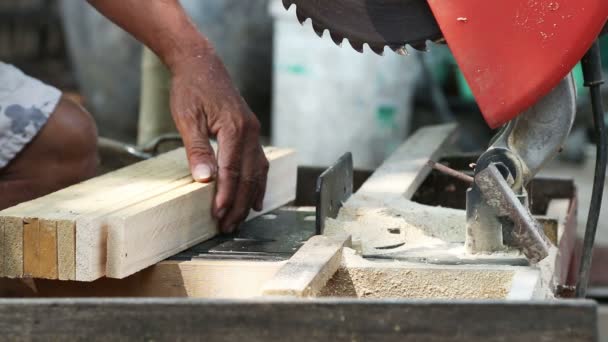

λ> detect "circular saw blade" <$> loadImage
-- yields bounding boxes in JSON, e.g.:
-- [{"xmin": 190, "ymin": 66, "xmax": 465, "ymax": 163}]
[{"xmin": 282, "ymin": 0, "xmax": 443, "ymax": 55}]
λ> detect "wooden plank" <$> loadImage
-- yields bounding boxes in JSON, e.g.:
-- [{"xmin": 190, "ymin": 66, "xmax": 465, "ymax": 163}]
[
  {"xmin": 0, "ymin": 148, "xmax": 192, "ymax": 280},
  {"xmin": 3, "ymin": 216, "xmax": 22, "ymax": 278},
  {"xmin": 106, "ymin": 183, "xmax": 217, "ymax": 279},
  {"xmin": 105, "ymin": 148, "xmax": 298, "ymax": 279},
  {"xmin": 22, "ymin": 218, "xmax": 39, "ymax": 277},
  {"xmin": 74, "ymin": 175, "xmax": 194, "ymax": 281},
  {"xmin": 262, "ymin": 234, "xmax": 351, "ymax": 297},
  {"xmin": 57, "ymin": 221, "xmax": 75, "ymax": 281},
  {"xmin": 1, "ymin": 148, "xmax": 190, "ymax": 217},
  {"xmin": 354, "ymin": 123, "xmax": 458, "ymax": 201},
  {"xmin": 23, "ymin": 219, "xmax": 59, "ymax": 279},
  {"xmin": 76, "ymin": 147, "xmax": 295, "ymax": 281},
  {"xmin": 0, "ymin": 147, "xmax": 296, "ymax": 281},
  {"xmin": 0, "ymin": 299, "xmax": 596, "ymax": 341},
  {"xmin": 54, "ymin": 149, "xmax": 192, "ymax": 281},
  {"xmin": 38, "ymin": 220, "xmax": 58, "ymax": 279},
  {"xmin": 0, "ymin": 204, "xmax": 33, "ymax": 275}
]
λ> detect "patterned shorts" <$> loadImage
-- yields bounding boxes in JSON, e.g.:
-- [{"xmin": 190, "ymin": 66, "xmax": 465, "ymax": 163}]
[{"xmin": 0, "ymin": 62, "xmax": 61, "ymax": 169}]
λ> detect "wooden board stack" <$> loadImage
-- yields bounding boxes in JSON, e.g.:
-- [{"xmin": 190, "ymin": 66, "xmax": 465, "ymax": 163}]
[{"xmin": 0, "ymin": 147, "xmax": 297, "ymax": 281}]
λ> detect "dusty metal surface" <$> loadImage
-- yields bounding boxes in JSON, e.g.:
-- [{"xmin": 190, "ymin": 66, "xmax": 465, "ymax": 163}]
[{"xmin": 171, "ymin": 206, "xmax": 316, "ymax": 262}]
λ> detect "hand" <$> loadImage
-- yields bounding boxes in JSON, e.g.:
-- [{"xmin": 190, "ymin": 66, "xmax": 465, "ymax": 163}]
[{"xmin": 169, "ymin": 45, "xmax": 269, "ymax": 234}]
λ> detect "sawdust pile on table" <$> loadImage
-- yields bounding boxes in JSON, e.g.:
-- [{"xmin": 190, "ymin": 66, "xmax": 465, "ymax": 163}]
[{"xmin": 320, "ymin": 266, "xmax": 513, "ymax": 299}]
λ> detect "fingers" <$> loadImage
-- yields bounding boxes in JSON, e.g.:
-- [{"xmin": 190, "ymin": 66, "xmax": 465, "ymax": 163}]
[
  {"xmin": 220, "ymin": 145, "xmax": 268, "ymax": 233},
  {"xmin": 253, "ymin": 146, "xmax": 269, "ymax": 212},
  {"xmin": 214, "ymin": 118, "xmax": 246, "ymax": 228},
  {"xmin": 215, "ymin": 116, "xmax": 267, "ymax": 233}
]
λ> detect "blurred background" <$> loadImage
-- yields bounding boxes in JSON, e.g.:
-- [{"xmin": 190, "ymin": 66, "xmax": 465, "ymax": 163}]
[{"xmin": 2, "ymin": 0, "xmax": 608, "ymax": 248}]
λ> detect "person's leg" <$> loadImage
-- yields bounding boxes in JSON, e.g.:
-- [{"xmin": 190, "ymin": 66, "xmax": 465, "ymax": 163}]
[{"xmin": 0, "ymin": 97, "xmax": 98, "ymax": 210}]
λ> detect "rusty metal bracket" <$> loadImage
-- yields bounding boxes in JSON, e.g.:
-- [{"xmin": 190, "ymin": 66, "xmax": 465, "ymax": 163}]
[{"xmin": 475, "ymin": 164, "xmax": 551, "ymax": 263}]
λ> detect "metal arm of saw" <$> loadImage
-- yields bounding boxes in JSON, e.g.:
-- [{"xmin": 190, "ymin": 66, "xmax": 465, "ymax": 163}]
[
  {"xmin": 485, "ymin": 74, "xmax": 577, "ymax": 191},
  {"xmin": 466, "ymin": 73, "xmax": 576, "ymax": 262}
]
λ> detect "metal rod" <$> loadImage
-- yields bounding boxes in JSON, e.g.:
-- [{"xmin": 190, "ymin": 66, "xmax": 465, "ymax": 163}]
[{"xmin": 427, "ymin": 160, "xmax": 474, "ymax": 184}]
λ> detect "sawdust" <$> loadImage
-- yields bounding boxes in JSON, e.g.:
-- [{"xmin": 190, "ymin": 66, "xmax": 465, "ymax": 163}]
[
  {"xmin": 320, "ymin": 266, "xmax": 513, "ymax": 299},
  {"xmin": 325, "ymin": 194, "xmax": 466, "ymax": 257},
  {"xmin": 321, "ymin": 192, "xmax": 557, "ymax": 300},
  {"xmin": 325, "ymin": 195, "xmax": 466, "ymax": 255},
  {"xmin": 318, "ymin": 249, "xmax": 516, "ymax": 299}
]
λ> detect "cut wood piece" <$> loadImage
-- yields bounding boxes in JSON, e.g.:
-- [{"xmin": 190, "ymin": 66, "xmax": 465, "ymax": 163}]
[
  {"xmin": 106, "ymin": 147, "xmax": 298, "ymax": 279},
  {"xmin": 262, "ymin": 234, "xmax": 351, "ymax": 297},
  {"xmin": 354, "ymin": 123, "xmax": 458, "ymax": 201}
]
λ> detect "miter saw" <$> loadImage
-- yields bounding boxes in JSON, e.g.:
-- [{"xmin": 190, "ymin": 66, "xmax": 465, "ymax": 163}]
[{"xmin": 281, "ymin": 0, "xmax": 608, "ymax": 297}]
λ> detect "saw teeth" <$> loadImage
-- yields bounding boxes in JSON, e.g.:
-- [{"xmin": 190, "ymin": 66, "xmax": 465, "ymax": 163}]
[
  {"xmin": 282, "ymin": 0, "xmax": 293, "ymax": 10},
  {"xmin": 295, "ymin": 8, "xmax": 307, "ymax": 24},
  {"xmin": 284, "ymin": 1, "xmax": 433, "ymax": 56},
  {"xmin": 311, "ymin": 22, "xmax": 325, "ymax": 38},
  {"xmin": 390, "ymin": 45, "xmax": 409, "ymax": 56},
  {"xmin": 330, "ymin": 32, "xmax": 344, "ymax": 47},
  {"xmin": 411, "ymin": 42, "xmax": 429, "ymax": 52},
  {"xmin": 369, "ymin": 44, "xmax": 385, "ymax": 56},
  {"xmin": 348, "ymin": 40, "xmax": 365, "ymax": 53}
]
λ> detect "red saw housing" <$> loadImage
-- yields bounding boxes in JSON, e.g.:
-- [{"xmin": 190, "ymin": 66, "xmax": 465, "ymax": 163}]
[{"xmin": 427, "ymin": 0, "xmax": 608, "ymax": 128}]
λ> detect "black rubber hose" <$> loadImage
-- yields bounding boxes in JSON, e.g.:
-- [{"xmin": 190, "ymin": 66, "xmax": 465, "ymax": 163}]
[{"xmin": 576, "ymin": 40, "xmax": 607, "ymax": 298}]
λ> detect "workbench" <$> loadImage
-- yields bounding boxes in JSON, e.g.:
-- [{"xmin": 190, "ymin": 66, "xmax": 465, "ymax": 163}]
[{"xmin": 0, "ymin": 124, "xmax": 598, "ymax": 341}]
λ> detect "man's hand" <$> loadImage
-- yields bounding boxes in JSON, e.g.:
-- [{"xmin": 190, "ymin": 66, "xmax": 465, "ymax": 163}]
[
  {"xmin": 170, "ymin": 48, "xmax": 268, "ymax": 233},
  {"xmin": 88, "ymin": 0, "xmax": 269, "ymax": 232}
]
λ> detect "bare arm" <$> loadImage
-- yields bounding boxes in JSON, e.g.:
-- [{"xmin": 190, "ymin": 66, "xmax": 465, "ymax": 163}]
[
  {"xmin": 88, "ymin": 0, "xmax": 269, "ymax": 233},
  {"xmin": 88, "ymin": 0, "xmax": 205, "ymax": 70}
]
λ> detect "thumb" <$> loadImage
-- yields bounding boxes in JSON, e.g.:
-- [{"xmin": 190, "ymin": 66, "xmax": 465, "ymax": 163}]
[{"xmin": 185, "ymin": 137, "xmax": 217, "ymax": 183}]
